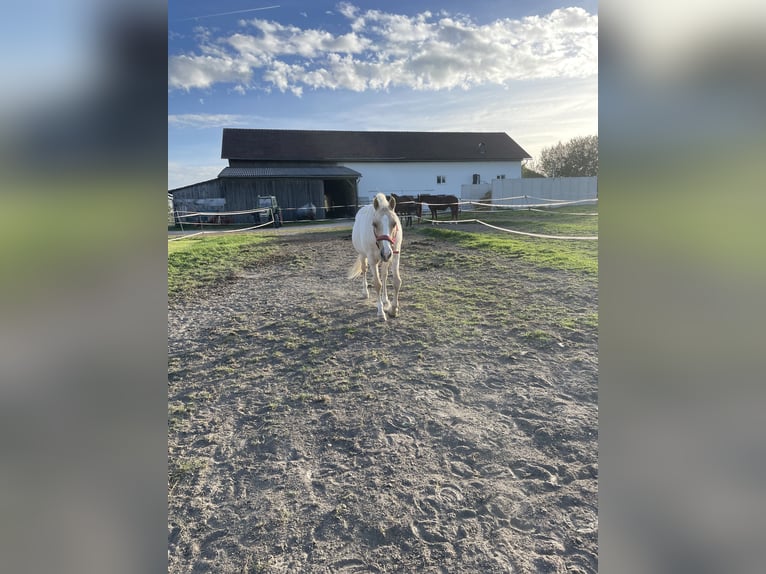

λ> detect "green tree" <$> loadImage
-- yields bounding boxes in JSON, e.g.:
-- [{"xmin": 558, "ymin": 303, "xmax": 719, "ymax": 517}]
[
  {"xmin": 521, "ymin": 159, "xmax": 545, "ymax": 178},
  {"xmin": 538, "ymin": 135, "xmax": 598, "ymax": 177}
]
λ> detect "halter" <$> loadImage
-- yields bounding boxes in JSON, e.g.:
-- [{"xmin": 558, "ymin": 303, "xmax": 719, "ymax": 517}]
[{"xmin": 375, "ymin": 220, "xmax": 399, "ymax": 254}]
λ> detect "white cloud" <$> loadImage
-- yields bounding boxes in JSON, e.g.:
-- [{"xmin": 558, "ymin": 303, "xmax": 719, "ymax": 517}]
[
  {"xmin": 168, "ymin": 5, "xmax": 597, "ymax": 93},
  {"xmin": 168, "ymin": 54, "xmax": 252, "ymax": 90},
  {"xmin": 226, "ymin": 20, "xmax": 371, "ymax": 59},
  {"xmin": 261, "ymin": 60, "xmax": 307, "ymax": 96}
]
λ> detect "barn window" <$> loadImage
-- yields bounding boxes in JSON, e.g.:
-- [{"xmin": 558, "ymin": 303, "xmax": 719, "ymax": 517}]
[
  {"xmin": 437, "ymin": 175, "xmax": 446, "ymax": 184},
  {"xmin": 496, "ymin": 174, "xmax": 506, "ymax": 179}
]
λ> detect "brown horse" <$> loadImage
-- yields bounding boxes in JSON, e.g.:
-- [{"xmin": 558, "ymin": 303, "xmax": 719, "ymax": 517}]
[
  {"xmin": 390, "ymin": 193, "xmax": 419, "ymax": 227},
  {"xmin": 417, "ymin": 194, "xmax": 460, "ymax": 221}
]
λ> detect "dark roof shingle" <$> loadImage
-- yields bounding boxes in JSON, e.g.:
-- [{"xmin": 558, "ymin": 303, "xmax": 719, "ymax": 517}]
[
  {"xmin": 219, "ymin": 166, "xmax": 361, "ymax": 178},
  {"xmin": 221, "ymin": 129, "xmax": 530, "ymax": 162}
]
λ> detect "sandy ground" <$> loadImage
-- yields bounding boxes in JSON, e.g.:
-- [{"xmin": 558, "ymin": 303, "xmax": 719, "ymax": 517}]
[{"xmin": 168, "ymin": 227, "xmax": 598, "ymax": 573}]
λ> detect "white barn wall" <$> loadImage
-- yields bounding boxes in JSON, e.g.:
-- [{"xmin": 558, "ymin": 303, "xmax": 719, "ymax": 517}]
[{"xmin": 347, "ymin": 161, "xmax": 522, "ymax": 204}]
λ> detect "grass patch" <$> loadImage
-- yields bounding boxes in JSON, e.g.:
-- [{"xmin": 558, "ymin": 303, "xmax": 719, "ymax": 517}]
[
  {"xmin": 168, "ymin": 457, "xmax": 207, "ymax": 487},
  {"xmin": 523, "ymin": 329, "xmax": 556, "ymax": 345},
  {"xmin": 420, "ymin": 227, "xmax": 597, "ymax": 274},
  {"xmin": 168, "ymin": 400, "xmax": 197, "ymax": 429},
  {"xmin": 464, "ymin": 206, "xmax": 598, "ymax": 237},
  {"xmin": 561, "ymin": 313, "xmax": 599, "ymax": 331},
  {"xmin": 583, "ymin": 312, "xmax": 599, "ymax": 328},
  {"xmin": 168, "ymin": 234, "xmax": 277, "ymax": 298},
  {"xmin": 412, "ymin": 205, "xmax": 597, "ymax": 274}
]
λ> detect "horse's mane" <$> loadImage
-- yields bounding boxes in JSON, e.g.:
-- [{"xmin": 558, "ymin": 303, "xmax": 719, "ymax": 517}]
[{"xmin": 373, "ymin": 192, "xmax": 390, "ymax": 209}]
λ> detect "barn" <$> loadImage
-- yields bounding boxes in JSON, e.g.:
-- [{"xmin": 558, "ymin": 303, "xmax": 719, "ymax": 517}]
[{"xmin": 170, "ymin": 129, "xmax": 531, "ymax": 223}]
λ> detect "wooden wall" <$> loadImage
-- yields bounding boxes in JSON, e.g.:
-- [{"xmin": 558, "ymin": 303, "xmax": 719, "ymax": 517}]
[{"xmin": 171, "ymin": 178, "xmax": 333, "ymax": 222}]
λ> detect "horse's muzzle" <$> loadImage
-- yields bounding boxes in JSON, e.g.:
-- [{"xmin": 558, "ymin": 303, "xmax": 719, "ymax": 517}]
[{"xmin": 376, "ymin": 233, "xmax": 396, "ymax": 262}]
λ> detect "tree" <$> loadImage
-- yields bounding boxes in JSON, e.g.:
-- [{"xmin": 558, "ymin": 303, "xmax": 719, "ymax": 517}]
[
  {"xmin": 521, "ymin": 159, "xmax": 545, "ymax": 178},
  {"xmin": 537, "ymin": 135, "xmax": 598, "ymax": 177}
]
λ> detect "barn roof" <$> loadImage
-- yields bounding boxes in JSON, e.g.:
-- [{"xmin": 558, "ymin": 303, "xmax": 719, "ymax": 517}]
[
  {"xmin": 168, "ymin": 177, "xmax": 219, "ymax": 194},
  {"xmin": 221, "ymin": 129, "xmax": 531, "ymax": 162},
  {"xmin": 219, "ymin": 166, "xmax": 361, "ymax": 178}
]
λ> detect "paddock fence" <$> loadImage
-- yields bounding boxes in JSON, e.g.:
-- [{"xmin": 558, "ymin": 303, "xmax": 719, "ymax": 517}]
[
  {"xmin": 461, "ymin": 176, "xmax": 597, "ymax": 209},
  {"xmin": 169, "ymin": 177, "xmax": 598, "ymax": 242}
]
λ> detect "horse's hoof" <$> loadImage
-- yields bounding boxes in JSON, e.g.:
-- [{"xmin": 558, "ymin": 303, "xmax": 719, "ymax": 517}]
[{"xmin": 389, "ymin": 307, "xmax": 398, "ymax": 318}]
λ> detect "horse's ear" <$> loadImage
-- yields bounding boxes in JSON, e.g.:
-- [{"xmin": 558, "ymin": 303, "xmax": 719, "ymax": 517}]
[
  {"xmin": 389, "ymin": 195, "xmax": 396, "ymax": 210},
  {"xmin": 373, "ymin": 196, "xmax": 380, "ymax": 210}
]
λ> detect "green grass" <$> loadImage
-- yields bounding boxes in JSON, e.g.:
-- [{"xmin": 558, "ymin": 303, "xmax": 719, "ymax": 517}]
[
  {"xmin": 560, "ymin": 312, "xmax": 599, "ymax": 330},
  {"xmin": 414, "ymin": 205, "xmax": 598, "ymax": 274},
  {"xmin": 168, "ymin": 457, "xmax": 207, "ymax": 487},
  {"xmin": 457, "ymin": 205, "xmax": 598, "ymax": 237},
  {"xmin": 168, "ymin": 234, "xmax": 276, "ymax": 298},
  {"xmin": 419, "ymin": 227, "xmax": 597, "ymax": 274},
  {"xmin": 523, "ymin": 329, "xmax": 556, "ymax": 345}
]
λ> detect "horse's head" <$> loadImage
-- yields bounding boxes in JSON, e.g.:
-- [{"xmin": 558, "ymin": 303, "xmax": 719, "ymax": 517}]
[{"xmin": 372, "ymin": 193, "xmax": 398, "ymax": 262}]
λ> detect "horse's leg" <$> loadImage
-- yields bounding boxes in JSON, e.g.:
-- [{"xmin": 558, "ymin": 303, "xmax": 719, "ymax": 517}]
[
  {"xmin": 381, "ymin": 260, "xmax": 392, "ymax": 312},
  {"xmin": 371, "ymin": 261, "xmax": 387, "ymax": 320},
  {"xmin": 389, "ymin": 253, "xmax": 402, "ymax": 318},
  {"xmin": 359, "ymin": 255, "xmax": 369, "ymax": 299}
]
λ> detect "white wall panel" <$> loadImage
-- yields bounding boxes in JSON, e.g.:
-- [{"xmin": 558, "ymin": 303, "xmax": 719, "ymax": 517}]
[{"xmin": 346, "ymin": 161, "xmax": 522, "ymax": 203}]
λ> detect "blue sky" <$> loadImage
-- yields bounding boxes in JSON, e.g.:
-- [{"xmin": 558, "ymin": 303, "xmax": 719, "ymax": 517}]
[{"xmin": 168, "ymin": 1, "xmax": 598, "ymax": 189}]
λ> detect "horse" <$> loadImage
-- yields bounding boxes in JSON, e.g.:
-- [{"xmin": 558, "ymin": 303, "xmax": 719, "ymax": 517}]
[
  {"xmin": 390, "ymin": 193, "xmax": 419, "ymax": 228},
  {"xmin": 348, "ymin": 193, "xmax": 403, "ymax": 321},
  {"xmin": 417, "ymin": 194, "xmax": 460, "ymax": 221}
]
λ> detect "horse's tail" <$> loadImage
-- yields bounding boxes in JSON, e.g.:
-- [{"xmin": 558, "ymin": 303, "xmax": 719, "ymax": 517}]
[{"xmin": 348, "ymin": 255, "xmax": 363, "ymax": 279}]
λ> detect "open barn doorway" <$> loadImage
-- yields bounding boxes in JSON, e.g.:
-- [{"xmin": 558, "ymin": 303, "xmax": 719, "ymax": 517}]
[{"xmin": 323, "ymin": 179, "xmax": 358, "ymax": 218}]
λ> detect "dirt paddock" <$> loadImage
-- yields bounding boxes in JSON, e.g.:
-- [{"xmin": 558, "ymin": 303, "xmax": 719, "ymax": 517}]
[{"xmin": 168, "ymin": 227, "xmax": 598, "ymax": 573}]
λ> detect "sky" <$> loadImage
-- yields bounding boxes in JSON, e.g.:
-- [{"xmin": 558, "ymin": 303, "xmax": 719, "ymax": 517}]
[{"xmin": 168, "ymin": 1, "xmax": 598, "ymax": 189}]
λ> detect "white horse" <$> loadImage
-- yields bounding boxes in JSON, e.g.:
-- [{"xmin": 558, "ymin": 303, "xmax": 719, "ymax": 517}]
[{"xmin": 348, "ymin": 193, "xmax": 403, "ymax": 321}]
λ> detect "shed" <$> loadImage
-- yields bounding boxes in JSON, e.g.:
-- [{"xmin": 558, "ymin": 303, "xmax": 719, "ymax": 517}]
[{"xmin": 170, "ymin": 165, "xmax": 361, "ymax": 223}]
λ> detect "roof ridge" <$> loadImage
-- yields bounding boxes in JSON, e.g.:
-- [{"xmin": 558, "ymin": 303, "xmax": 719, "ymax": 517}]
[{"xmin": 221, "ymin": 129, "xmax": 530, "ymax": 161}]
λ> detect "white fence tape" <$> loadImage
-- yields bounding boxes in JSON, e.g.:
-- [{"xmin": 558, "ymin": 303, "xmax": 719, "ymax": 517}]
[
  {"xmin": 429, "ymin": 218, "xmax": 598, "ymax": 240},
  {"xmin": 168, "ymin": 216, "xmax": 275, "ymax": 241},
  {"xmin": 175, "ymin": 207, "xmax": 271, "ymax": 218}
]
